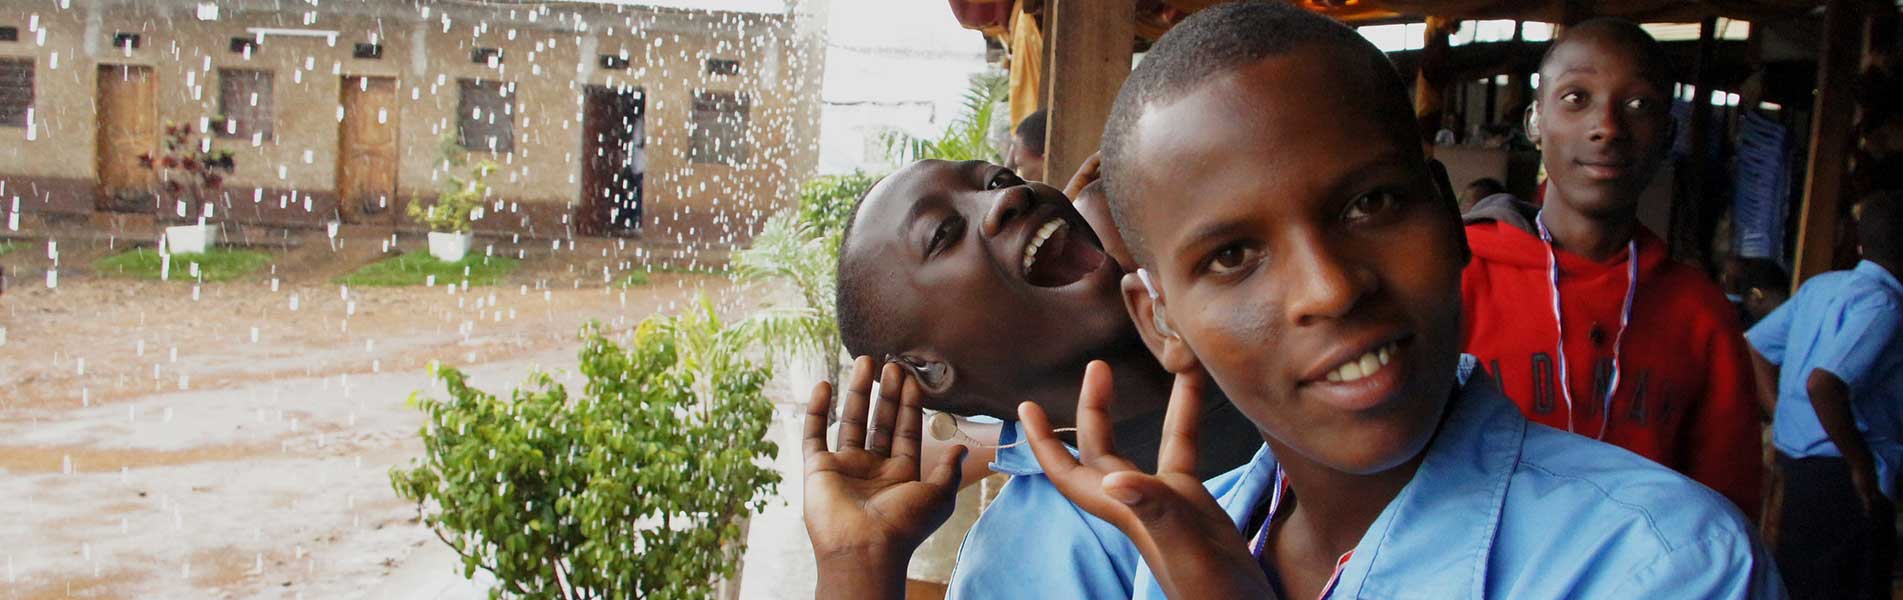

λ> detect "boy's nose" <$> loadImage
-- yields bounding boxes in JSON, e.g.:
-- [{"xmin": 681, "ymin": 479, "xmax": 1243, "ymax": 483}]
[
  {"xmin": 1283, "ymin": 237, "xmax": 1376, "ymax": 327},
  {"xmin": 982, "ymin": 186, "xmax": 1033, "ymax": 238},
  {"xmin": 1586, "ymin": 105, "xmax": 1628, "ymax": 144}
]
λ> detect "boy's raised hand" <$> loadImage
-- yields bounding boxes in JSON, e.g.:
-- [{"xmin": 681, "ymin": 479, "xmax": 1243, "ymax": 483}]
[
  {"xmin": 802, "ymin": 356, "xmax": 966, "ymax": 599},
  {"xmin": 1019, "ymin": 361, "xmax": 1277, "ymax": 598}
]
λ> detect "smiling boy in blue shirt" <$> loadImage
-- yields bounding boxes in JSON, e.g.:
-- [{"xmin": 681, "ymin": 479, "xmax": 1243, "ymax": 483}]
[
  {"xmin": 1007, "ymin": 5, "xmax": 1781, "ymax": 597},
  {"xmin": 1747, "ymin": 192, "xmax": 1903, "ymax": 600},
  {"xmin": 799, "ymin": 4, "xmax": 1784, "ymax": 599}
]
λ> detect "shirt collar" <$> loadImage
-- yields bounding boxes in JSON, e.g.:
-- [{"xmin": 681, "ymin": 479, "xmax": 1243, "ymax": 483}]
[
  {"xmin": 1210, "ymin": 354, "xmax": 1489, "ymax": 528},
  {"xmin": 1856, "ymin": 260, "xmax": 1903, "ymax": 297},
  {"xmin": 990, "ymin": 421, "xmax": 1063, "ymax": 477},
  {"xmin": 1334, "ymin": 360, "xmax": 1522, "ymax": 597}
]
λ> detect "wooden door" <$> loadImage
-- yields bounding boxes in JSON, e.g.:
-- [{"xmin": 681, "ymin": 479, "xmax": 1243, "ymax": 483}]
[
  {"xmin": 95, "ymin": 64, "xmax": 157, "ymax": 212},
  {"xmin": 580, "ymin": 86, "xmax": 643, "ymax": 236},
  {"xmin": 337, "ymin": 76, "xmax": 399, "ymax": 223}
]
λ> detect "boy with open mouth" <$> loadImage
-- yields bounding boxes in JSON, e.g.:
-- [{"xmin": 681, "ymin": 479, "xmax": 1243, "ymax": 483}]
[{"xmin": 812, "ymin": 158, "xmax": 1258, "ymax": 597}]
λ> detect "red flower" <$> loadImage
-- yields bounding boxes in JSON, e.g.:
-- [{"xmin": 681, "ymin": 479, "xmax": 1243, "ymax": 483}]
[
  {"xmin": 160, "ymin": 157, "xmax": 177, "ymax": 169},
  {"xmin": 204, "ymin": 174, "xmax": 223, "ymax": 189}
]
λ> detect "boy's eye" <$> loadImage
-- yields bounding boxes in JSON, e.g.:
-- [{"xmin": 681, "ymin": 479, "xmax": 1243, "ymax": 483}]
[
  {"xmin": 1343, "ymin": 191, "xmax": 1401, "ymax": 222},
  {"xmin": 1560, "ymin": 91, "xmax": 1586, "ymax": 105},
  {"xmin": 926, "ymin": 217, "xmax": 964, "ymax": 256},
  {"xmin": 1203, "ymin": 244, "xmax": 1260, "ymax": 276},
  {"xmin": 986, "ymin": 169, "xmax": 1024, "ymax": 190},
  {"xmin": 1625, "ymin": 97, "xmax": 1655, "ymax": 112}
]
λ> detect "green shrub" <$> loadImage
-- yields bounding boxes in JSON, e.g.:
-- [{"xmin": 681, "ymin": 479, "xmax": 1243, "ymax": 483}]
[
  {"xmin": 409, "ymin": 134, "xmax": 498, "ymax": 234},
  {"xmin": 391, "ymin": 299, "xmax": 780, "ymax": 599}
]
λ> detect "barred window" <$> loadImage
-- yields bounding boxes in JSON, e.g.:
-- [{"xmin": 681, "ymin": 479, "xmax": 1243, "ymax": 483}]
[
  {"xmin": 457, "ymin": 79, "xmax": 514, "ymax": 153},
  {"xmin": 0, "ymin": 58, "xmax": 32, "ymax": 128},
  {"xmin": 689, "ymin": 91, "xmax": 749, "ymax": 166},
  {"xmin": 217, "ymin": 68, "xmax": 273, "ymax": 139}
]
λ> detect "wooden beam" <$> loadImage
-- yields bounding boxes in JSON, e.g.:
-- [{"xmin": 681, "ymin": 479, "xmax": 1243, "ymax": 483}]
[
  {"xmin": 1669, "ymin": 16, "xmax": 1720, "ymax": 266},
  {"xmin": 1792, "ymin": 0, "xmax": 1865, "ymax": 287},
  {"xmin": 1042, "ymin": 0, "xmax": 1133, "ymax": 186},
  {"xmin": 1415, "ymin": 17, "xmax": 1454, "ymax": 151}
]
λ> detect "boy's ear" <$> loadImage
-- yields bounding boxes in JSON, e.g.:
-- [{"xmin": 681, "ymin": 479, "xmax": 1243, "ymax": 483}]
[
  {"xmin": 1120, "ymin": 272, "xmax": 1202, "ymax": 374},
  {"xmin": 1524, "ymin": 102, "xmax": 1542, "ymax": 147}
]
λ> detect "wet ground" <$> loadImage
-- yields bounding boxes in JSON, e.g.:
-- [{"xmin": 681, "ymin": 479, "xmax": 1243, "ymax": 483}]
[{"xmin": 0, "ymin": 224, "xmax": 822, "ymax": 599}]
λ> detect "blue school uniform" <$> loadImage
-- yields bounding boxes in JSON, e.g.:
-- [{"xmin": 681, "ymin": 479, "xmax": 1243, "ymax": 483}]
[
  {"xmin": 1134, "ymin": 356, "xmax": 1785, "ymax": 599},
  {"xmin": 1746, "ymin": 260, "xmax": 1903, "ymax": 498},
  {"xmin": 943, "ymin": 421, "xmax": 1141, "ymax": 599}
]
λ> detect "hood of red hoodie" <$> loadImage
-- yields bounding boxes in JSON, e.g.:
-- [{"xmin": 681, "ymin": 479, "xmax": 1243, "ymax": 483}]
[{"xmin": 1465, "ymin": 219, "xmax": 1670, "ymax": 280}]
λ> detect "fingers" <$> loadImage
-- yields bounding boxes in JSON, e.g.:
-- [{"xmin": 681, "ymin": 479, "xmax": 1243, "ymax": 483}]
[
  {"xmin": 1064, "ymin": 152, "xmax": 1104, "ymax": 198},
  {"xmin": 1156, "ymin": 370, "xmax": 1207, "ymax": 476},
  {"xmin": 867, "ymin": 361, "xmax": 905, "ymax": 455},
  {"xmin": 1102, "ymin": 471, "xmax": 1216, "ymax": 550},
  {"xmin": 802, "ymin": 379, "xmax": 835, "ymax": 458},
  {"xmin": 837, "ymin": 356, "xmax": 877, "ymax": 450},
  {"xmin": 1074, "ymin": 361, "xmax": 1119, "ymax": 462},
  {"xmin": 890, "ymin": 374, "xmax": 925, "ymax": 463},
  {"xmin": 923, "ymin": 443, "xmax": 968, "ymax": 491},
  {"xmin": 1018, "ymin": 400, "xmax": 1084, "ymax": 478}
]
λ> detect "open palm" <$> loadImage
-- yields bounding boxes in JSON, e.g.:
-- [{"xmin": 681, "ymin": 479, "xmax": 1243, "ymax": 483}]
[
  {"xmin": 802, "ymin": 357, "xmax": 965, "ymax": 558},
  {"xmin": 1019, "ymin": 362, "xmax": 1277, "ymax": 598}
]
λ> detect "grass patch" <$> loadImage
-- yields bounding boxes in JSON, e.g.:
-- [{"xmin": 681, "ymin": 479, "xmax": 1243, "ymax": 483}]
[
  {"xmin": 0, "ymin": 242, "xmax": 16, "ymax": 257},
  {"xmin": 650, "ymin": 263, "xmax": 730, "ymax": 276},
  {"xmin": 335, "ymin": 251, "xmax": 520, "ymax": 287},
  {"xmin": 94, "ymin": 248, "xmax": 273, "ymax": 282},
  {"xmin": 618, "ymin": 271, "xmax": 652, "ymax": 287}
]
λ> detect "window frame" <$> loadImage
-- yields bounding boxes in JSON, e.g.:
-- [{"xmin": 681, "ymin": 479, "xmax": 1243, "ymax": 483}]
[
  {"xmin": 215, "ymin": 67, "xmax": 275, "ymax": 140},
  {"xmin": 0, "ymin": 57, "xmax": 32, "ymax": 129},
  {"xmin": 688, "ymin": 90, "xmax": 751, "ymax": 167},
  {"xmin": 456, "ymin": 78, "xmax": 516, "ymax": 154}
]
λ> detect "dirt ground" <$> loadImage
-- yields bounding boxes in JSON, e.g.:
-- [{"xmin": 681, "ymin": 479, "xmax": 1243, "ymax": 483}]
[{"xmin": 0, "ymin": 224, "xmax": 820, "ymax": 599}]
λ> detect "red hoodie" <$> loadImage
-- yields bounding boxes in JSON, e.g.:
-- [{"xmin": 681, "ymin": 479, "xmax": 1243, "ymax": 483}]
[{"xmin": 1461, "ymin": 219, "xmax": 1762, "ymax": 519}]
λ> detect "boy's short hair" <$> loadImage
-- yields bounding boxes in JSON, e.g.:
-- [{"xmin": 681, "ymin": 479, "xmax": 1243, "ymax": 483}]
[
  {"xmin": 1859, "ymin": 190, "xmax": 1902, "ymax": 264},
  {"xmin": 1015, "ymin": 110, "xmax": 1049, "ymax": 157},
  {"xmin": 835, "ymin": 183, "xmax": 896, "ymax": 360},
  {"xmin": 1098, "ymin": 1, "xmax": 1411, "ymax": 264},
  {"xmin": 1538, "ymin": 18, "xmax": 1675, "ymax": 95},
  {"xmin": 1731, "ymin": 257, "xmax": 1789, "ymax": 295}
]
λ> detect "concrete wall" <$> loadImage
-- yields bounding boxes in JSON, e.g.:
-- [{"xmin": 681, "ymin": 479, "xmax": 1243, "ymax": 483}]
[{"xmin": 0, "ymin": 0, "xmax": 822, "ymax": 245}]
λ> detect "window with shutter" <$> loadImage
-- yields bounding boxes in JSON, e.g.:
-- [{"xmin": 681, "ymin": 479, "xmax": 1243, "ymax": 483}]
[
  {"xmin": 457, "ymin": 79, "xmax": 514, "ymax": 153},
  {"xmin": 0, "ymin": 58, "xmax": 30, "ymax": 128},
  {"xmin": 216, "ymin": 68, "xmax": 273, "ymax": 139},
  {"xmin": 689, "ymin": 91, "xmax": 750, "ymax": 166}
]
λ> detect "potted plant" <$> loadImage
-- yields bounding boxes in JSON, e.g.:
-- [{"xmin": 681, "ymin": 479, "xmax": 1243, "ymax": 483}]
[
  {"xmin": 407, "ymin": 135, "xmax": 496, "ymax": 262},
  {"xmin": 138, "ymin": 121, "xmax": 238, "ymax": 254}
]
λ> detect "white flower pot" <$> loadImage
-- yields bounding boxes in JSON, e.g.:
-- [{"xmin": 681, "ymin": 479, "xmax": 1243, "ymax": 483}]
[
  {"xmin": 428, "ymin": 231, "xmax": 473, "ymax": 263},
  {"xmin": 164, "ymin": 224, "xmax": 218, "ymax": 255}
]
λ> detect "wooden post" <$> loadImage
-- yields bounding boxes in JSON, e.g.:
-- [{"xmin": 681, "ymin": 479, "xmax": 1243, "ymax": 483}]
[
  {"xmin": 1416, "ymin": 17, "xmax": 1454, "ymax": 151},
  {"xmin": 1042, "ymin": 0, "xmax": 1133, "ymax": 186},
  {"xmin": 1792, "ymin": 0, "xmax": 1866, "ymax": 287},
  {"xmin": 1670, "ymin": 16, "xmax": 1720, "ymax": 266}
]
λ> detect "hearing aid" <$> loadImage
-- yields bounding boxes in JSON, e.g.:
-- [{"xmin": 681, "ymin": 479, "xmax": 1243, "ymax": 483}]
[
  {"xmin": 1136, "ymin": 268, "xmax": 1179, "ymax": 339},
  {"xmin": 886, "ymin": 354, "xmax": 1077, "ymax": 448},
  {"xmin": 925, "ymin": 412, "xmax": 1074, "ymax": 449}
]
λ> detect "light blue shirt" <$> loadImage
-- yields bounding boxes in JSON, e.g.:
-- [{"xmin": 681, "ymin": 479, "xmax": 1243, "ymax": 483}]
[
  {"xmin": 1747, "ymin": 260, "xmax": 1903, "ymax": 497},
  {"xmin": 1135, "ymin": 356, "xmax": 1785, "ymax": 599},
  {"xmin": 944, "ymin": 422, "xmax": 1141, "ymax": 599}
]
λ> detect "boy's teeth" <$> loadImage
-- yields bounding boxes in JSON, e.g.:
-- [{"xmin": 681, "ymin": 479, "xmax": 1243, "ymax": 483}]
[
  {"xmin": 1022, "ymin": 218, "xmax": 1067, "ymax": 272},
  {"xmin": 1324, "ymin": 342, "xmax": 1398, "ymax": 384}
]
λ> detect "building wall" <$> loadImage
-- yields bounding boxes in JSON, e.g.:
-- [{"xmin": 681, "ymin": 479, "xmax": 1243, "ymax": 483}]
[{"xmin": 0, "ymin": 0, "xmax": 821, "ymax": 246}]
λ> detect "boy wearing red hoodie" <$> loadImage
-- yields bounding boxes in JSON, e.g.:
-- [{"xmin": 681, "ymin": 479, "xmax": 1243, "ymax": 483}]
[{"xmin": 1461, "ymin": 18, "xmax": 1762, "ymax": 518}]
